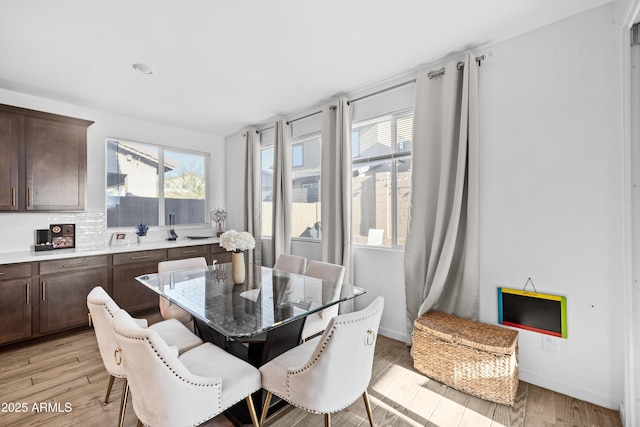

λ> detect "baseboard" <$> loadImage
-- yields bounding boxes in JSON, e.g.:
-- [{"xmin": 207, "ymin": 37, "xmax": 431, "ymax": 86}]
[
  {"xmin": 378, "ymin": 326, "xmax": 407, "ymax": 343},
  {"xmin": 519, "ymin": 369, "xmax": 620, "ymax": 410}
]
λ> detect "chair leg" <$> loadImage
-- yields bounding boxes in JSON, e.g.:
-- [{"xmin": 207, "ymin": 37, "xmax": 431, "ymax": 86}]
[
  {"xmin": 246, "ymin": 395, "xmax": 260, "ymax": 427},
  {"xmin": 118, "ymin": 379, "xmax": 129, "ymax": 427},
  {"xmin": 362, "ymin": 391, "xmax": 374, "ymax": 427},
  {"xmin": 324, "ymin": 412, "xmax": 331, "ymax": 427},
  {"xmin": 259, "ymin": 391, "xmax": 273, "ymax": 426},
  {"xmin": 103, "ymin": 375, "xmax": 115, "ymax": 405}
]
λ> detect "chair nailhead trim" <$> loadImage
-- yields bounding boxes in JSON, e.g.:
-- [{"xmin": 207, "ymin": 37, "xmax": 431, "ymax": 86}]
[
  {"xmin": 281, "ymin": 310, "xmax": 379, "ymax": 413},
  {"xmin": 117, "ymin": 334, "xmax": 221, "ymax": 389}
]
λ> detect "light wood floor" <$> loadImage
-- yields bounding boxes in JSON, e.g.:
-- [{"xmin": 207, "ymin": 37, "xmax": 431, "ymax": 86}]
[{"xmin": 0, "ymin": 321, "xmax": 622, "ymax": 427}]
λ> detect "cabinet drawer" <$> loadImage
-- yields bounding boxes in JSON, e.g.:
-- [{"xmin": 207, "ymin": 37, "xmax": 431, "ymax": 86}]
[
  {"xmin": 39, "ymin": 256, "xmax": 107, "ymax": 275},
  {"xmin": 168, "ymin": 245, "xmax": 208, "ymax": 259},
  {"xmin": 0, "ymin": 263, "xmax": 31, "ymax": 280},
  {"xmin": 113, "ymin": 249, "xmax": 166, "ymax": 266}
]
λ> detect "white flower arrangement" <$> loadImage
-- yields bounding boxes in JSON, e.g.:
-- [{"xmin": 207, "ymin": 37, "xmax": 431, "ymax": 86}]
[{"xmin": 219, "ymin": 230, "xmax": 255, "ymax": 253}]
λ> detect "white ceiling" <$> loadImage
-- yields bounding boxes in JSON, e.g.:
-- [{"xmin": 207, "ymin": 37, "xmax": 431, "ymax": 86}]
[{"xmin": 0, "ymin": 0, "xmax": 611, "ymax": 137}]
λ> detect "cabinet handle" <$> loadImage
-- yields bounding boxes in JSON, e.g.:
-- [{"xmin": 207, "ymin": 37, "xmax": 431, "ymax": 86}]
[
  {"xmin": 130, "ymin": 255, "xmax": 150, "ymax": 260},
  {"xmin": 41, "ymin": 281, "xmax": 46, "ymax": 301},
  {"xmin": 27, "ymin": 187, "xmax": 32, "ymax": 207},
  {"xmin": 181, "ymin": 250, "xmax": 197, "ymax": 254},
  {"xmin": 26, "ymin": 283, "xmax": 30, "ymax": 305},
  {"xmin": 0, "ymin": 272, "xmax": 4, "ymax": 276},
  {"xmin": 63, "ymin": 262, "xmax": 88, "ymax": 268},
  {"xmin": 11, "ymin": 187, "xmax": 16, "ymax": 207}
]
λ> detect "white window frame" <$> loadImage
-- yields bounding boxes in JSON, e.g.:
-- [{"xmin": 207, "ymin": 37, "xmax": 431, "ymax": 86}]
[
  {"xmin": 105, "ymin": 138, "xmax": 210, "ymax": 229},
  {"xmin": 351, "ymin": 108, "xmax": 412, "ymax": 248}
]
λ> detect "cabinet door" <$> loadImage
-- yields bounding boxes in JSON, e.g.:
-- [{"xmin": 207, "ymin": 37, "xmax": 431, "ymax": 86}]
[
  {"xmin": 211, "ymin": 243, "xmax": 232, "ymax": 264},
  {"xmin": 112, "ymin": 262, "xmax": 162, "ymax": 313},
  {"xmin": 39, "ymin": 269, "xmax": 108, "ymax": 334},
  {"xmin": 0, "ymin": 278, "xmax": 32, "ymax": 345},
  {"xmin": 25, "ymin": 116, "xmax": 86, "ymax": 211},
  {"xmin": 0, "ymin": 111, "xmax": 22, "ymax": 211}
]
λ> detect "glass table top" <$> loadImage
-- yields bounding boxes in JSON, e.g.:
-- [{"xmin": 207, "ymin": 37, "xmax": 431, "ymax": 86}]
[{"xmin": 136, "ymin": 263, "xmax": 365, "ymax": 339}]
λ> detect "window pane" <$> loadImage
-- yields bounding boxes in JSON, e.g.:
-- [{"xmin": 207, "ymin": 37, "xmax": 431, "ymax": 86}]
[
  {"xmin": 396, "ymin": 115, "xmax": 412, "ymax": 154},
  {"xmin": 106, "ymin": 140, "xmax": 159, "ymax": 227},
  {"xmin": 352, "ymin": 116, "xmax": 392, "ymax": 160},
  {"xmin": 396, "ymin": 157, "xmax": 411, "ymax": 246},
  {"xmin": 292, "ymin": 136, "xmax": 321, "ymax": 239},
  {"xmin": 164, "ymin": 149, "xmax": 206, "ymax": 225},
  {"xmin": 352, "ymin": 159, "xmax": 393, "ymax": 246},
  {"xmin": 261, "ymin": 146, "xmax": 274, "ymax": 236}
]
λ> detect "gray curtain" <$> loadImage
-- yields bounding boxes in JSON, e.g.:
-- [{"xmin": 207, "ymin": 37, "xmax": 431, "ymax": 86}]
[
  {"xmin": 321, "ymin": 98, "xmax": 354, "ymax": 310},
  {"xmin": 244, "ymin": 128, "xmax": 261, "ymax": 266},
  {"xmin": 272, "ymin": 119, "xmax": 292, "ymax": 261},
  {"xmin": 404, "ymin": 53, "xmax": 480, "ymax": 344}
]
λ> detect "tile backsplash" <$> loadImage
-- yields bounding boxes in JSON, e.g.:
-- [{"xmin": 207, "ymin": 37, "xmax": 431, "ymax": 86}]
[{"xmin": 0, "ymin": 212, "xmax": 107, "ymax": 254}]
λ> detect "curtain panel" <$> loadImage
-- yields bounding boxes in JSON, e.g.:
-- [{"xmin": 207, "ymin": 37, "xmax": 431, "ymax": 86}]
[
  {"xmin": 271, "ymin": 119, "xmax": 292, "ymax": 261},
  {"xmin": 321, "ymin": 98, "xmax": 354, "ymax": 311},
  {"xmin": 244, "ymin": 128, "xmax": 262, "ymax": 266},
  {"xmin": 404, "ymin": 53, "xmax": 480, "ymax": 345}
]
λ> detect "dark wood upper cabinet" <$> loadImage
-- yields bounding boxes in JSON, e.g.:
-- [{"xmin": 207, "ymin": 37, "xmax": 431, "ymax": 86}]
[
  {"xmin": 0, "ymin": 104, "xmax": 93, "ymax": 212},
  {"xmin": 0, "ymin": 111, "xmax": 23, "ymax": 211}
]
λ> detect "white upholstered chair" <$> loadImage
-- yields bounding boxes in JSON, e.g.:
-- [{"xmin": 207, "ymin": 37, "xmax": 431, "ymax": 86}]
[
  {"xmin": 112, "ymin": 308, "xmax": 261, "ymax": 427},
  {"xmin": 300, "ymin": 260, "xmax": 346, "ymax": 341},
  {"xmin": 157, "ymin": 256, "xmax": 208, "ymax": 332},
  {"xmin": 87, "ymin": 286, "xmax": 203, "ymax": 427},
  {"xmin": 241, "ymin": 254, "xmax": 308, "ymax": 304},
  {"xmin": 259, "ymin": 296, "xmax": 384, "ymax": 427},
  {"xmin": 273, "ymin": 253, "xmax": 307, "ymax": 274}
]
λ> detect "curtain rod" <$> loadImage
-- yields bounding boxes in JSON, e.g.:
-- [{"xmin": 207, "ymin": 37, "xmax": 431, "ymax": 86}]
[
  {"xmin": 259, "ymin": 53, "xmax": 488, "ymax": 131},
  {"xmin": 427, "ymin": 54, "xmax": 487, "ymax": 79}
]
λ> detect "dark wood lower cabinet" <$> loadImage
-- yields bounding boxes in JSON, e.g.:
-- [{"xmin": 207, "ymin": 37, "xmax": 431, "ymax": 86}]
[
  {"xmin": 39, "ymin": 269, "xmax": 108, "ymax": 334},
  {"xmin": 0, "ymin": 277, "xmax": 32, "ymax": 345},
  {"xmin": 112, "ymin": 249, "xmax": 167, "ymax": 313},
  {"xmin": 0, "ymin": 243, "xmax": 227, "ymax": 347},
  {"xmin": 112, "ymin": 261, "xmax": 163, "ymax": 313}
]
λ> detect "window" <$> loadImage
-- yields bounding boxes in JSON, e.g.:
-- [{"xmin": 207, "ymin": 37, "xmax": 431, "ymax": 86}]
[
  {"xmin": 261, "ymin": 146, "xmax": 274, "ymax": 237},
  {"xmin": 352, "ymin": 109, "xmax": 412, "ymax": 247},
  {"xmin": 106, "ymin": 139, "xmax": 208, "ymax": 228},
  {"xmin": 260, "ymin": 135, "xmax": 322, "ymax": 240},
  {"xmin": 291, "ymin": 134, "xmax": 321, "ymax": 239}
]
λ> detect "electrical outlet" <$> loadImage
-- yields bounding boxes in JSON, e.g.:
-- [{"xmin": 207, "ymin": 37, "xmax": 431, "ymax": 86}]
[{"xmin": 542, "ymin": 335, "xmax": 556, "ymax": 352}]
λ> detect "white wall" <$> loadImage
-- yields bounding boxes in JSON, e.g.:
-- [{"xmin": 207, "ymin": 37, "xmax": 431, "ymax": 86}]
[
  {"xmin": 0, "ymin": 89, "xmax": 226, "ymax": 254},
  {"xmin": 225, "ymin": 4, "xmax": 626, "ymax": 411},
  {"xmin": 479, "ymin": 5, "xmax": 623, "ymax": 409}
]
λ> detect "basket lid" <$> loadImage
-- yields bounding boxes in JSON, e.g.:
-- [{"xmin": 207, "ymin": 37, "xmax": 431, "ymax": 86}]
[{"xmin": 414, "ymin": 310, "xmax": 518, "ymax": 354}]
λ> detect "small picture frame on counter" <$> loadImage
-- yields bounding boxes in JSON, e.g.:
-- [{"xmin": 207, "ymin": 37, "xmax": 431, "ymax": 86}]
[
  {"xmin": 50, "ymin": 223, "xmax": 75, "ymax": 249},
  {"xmin": 110, "ymin": 232, "xmax": 130, "ymax": 246}
]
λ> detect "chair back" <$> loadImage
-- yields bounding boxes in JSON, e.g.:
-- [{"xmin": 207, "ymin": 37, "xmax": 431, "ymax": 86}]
[
  {"xmin": 304, "ymin": 260, "xmax": 346, "ymax": 323},
  {"xmin": 304, "ymin": 260, "xmax": 345, "ymax": 284},
  {"xmin": 288, "ymin": 296, "xmax": 384, "ymax": 413},
  {"xmin": 112, "ymin": 309, "xmax": 222, "ymax": 427},
  {"xmin": 158, "ymin": 257, "xmax": 207, "ymax": 324},
  {"xmin": 158, "ymin": 256, "xmax": 207, "ymax": 273},
  {"xmin": 86, "ymin": 286, "xmax": 131, "ymax": 378},
  {"xmin": 273, "ymin": 254, "xmax": 307, "ymax": 274}
]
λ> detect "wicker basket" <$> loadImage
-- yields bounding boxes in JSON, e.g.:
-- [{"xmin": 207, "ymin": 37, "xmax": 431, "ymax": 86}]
[{"xmin": 413, "ymin": 311, "xmax": 519, "ymax": 406}]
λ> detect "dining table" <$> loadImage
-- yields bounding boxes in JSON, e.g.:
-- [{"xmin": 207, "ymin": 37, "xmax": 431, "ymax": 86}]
[{"xmin": 135, "ymin": 261, "xmax": 365, "ymax": 425}]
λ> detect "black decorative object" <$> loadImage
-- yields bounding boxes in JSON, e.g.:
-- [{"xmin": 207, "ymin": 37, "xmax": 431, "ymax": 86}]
[{"xmin": 168, "ymin": 212, "xmax": 178, "ymax": 241}]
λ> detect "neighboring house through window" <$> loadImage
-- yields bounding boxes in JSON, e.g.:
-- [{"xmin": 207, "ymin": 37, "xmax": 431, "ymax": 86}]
[{"xmin": 106, "ymin": 139, "xmax": 208, "ymax": 228}]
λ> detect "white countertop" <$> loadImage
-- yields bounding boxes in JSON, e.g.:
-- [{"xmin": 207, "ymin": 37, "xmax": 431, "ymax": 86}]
[{"xmin": 0, "ymin": 236, "xmax": 221, "ymax": 265}]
